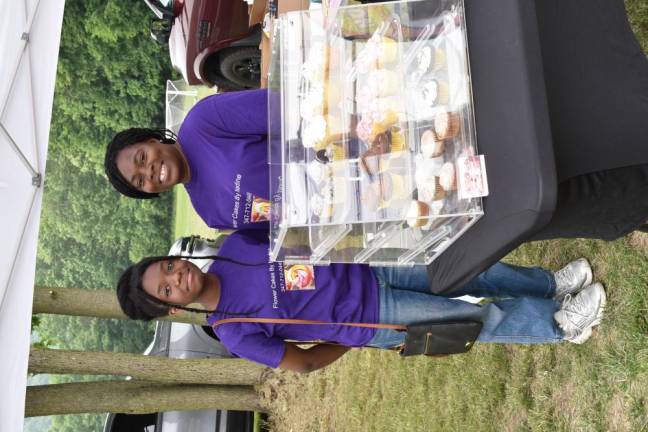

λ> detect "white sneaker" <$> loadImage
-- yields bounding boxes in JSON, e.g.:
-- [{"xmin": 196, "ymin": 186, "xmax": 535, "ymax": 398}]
[
  {"xmin": 553, "ymin": 258, "xmax": 593, "ymax": 301},
  {"xmin": 554, "ymin": 282, "xmax": 606, "ymax": 344}
]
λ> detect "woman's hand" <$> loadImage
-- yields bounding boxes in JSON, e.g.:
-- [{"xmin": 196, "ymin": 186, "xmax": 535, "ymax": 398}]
[{"xmin": 278, "ymin": 343, "xmax": 351, "ymax": 373}]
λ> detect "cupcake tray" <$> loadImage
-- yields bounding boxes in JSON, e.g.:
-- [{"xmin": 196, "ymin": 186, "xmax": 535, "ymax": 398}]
[{"xmin": 269, "ymin": 0, "xmax": 485, "ymax": 266}]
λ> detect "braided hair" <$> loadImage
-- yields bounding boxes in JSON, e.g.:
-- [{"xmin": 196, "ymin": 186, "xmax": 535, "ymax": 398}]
[
  {"xmin": 116, "ymin": 254, "xmax": 263, "ymax": 321},
  {"xmin": 104, "ymin": 128, "xmax": 177, "ymax": 199}
]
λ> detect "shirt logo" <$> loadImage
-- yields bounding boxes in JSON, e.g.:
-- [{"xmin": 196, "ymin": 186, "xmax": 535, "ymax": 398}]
[
  {"xmin": 285, "ymin": 264, "xmax": 315, "ymax": 291},
  {"xmin": 251, "ymin": 196, "xmax": 270, "ymax": 223}
]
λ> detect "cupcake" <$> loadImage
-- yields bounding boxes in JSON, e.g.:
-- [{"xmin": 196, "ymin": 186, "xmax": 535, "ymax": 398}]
[
  {"xmin": 360, "ymin": 132, "xmax": 391, "ymax": 177},
  {"xmin": 415, "ymin": 154, "xmax": 445, "ymax": 183},
  {"xmin": 416, "ymin": 46, "xmax": 446, "ymax": 73},
  {"xmin": 406, "ymin": 200, "xmax": 431, "ymax": 228},
  {"xmin": 371, "ymin": 35, "xmax": 399, "ymax": 65},
  {"xmin": 439, "ymin": 162, "xmax": 457, "ymax": 191},
  {"xmin": 430, "ymin": 199, "xmax": 445, "ymax": 215},
  {"xmin": 434, "ymin": 112, "xmax": 461, "ymax": 140},
  {"xmin": 302, "ymin": 42, "xmax": 329, "ymax": 83},
  {"xmin": 304, "ymin": 115, "xmax": 346, "ymax": 151},
  {"xmin": 389, "ymin": 126, "xmax": 406, "ymax": 152},
  {"xmin": 422, "ymin": 79, "xmax": 449, "ymax": 107},
  {"xmin": 418, "ymin": 176, "xmax": 445, "ymax": 202},
  {"xmin": 356, "ymin": 108, "xmax": 398, "ymax": 143},
  {"xmin": 420, "ymin": 129, "xmax": 444, "ymax": 158}
]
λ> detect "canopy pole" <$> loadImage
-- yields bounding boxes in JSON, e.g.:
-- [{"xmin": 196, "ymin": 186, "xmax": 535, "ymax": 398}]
[
  {"xmin": 0, "ymin": 0, "xmax": 42, "ymax": 118},
  {"xmin": 0, "ymin": 122, "xmax": 40, "ymax": 182}
]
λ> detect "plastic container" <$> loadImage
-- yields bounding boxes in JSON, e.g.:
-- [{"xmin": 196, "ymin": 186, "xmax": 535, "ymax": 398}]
[{"xmin": 268, "ymin": 0, "xmax": 483, "ymax": 266}]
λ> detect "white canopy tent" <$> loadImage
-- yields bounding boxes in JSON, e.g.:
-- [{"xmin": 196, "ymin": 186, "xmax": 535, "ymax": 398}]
[{"xmin": 0, "ymin": 0, "xmax": 65, "ymax": 430}]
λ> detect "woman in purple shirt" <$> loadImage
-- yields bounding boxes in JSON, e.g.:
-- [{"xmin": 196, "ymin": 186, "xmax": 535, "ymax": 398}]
[
  {"xmin": 116, "ymin": 231, "xmax": 606, "ymax": 372},
  {"xmin": 104, "ymin": 89, "xmax": 271, "ymax": 231}
]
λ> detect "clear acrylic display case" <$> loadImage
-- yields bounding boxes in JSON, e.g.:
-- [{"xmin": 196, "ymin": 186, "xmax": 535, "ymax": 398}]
[{"xmin": 268, "ymin": 0, "xmax": 483, "ymax": 266}]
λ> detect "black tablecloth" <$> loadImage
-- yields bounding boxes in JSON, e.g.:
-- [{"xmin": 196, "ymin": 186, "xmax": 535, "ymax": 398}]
[
  {"xmin": 427, "ymin": 0, "xmax": 557, "ymax": 294},
  {"xmin": 428, "ymin": 0, "xmax": 648, "ymax": 294}
]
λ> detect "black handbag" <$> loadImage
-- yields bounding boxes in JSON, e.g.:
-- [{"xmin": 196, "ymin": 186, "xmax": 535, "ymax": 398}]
[
  {"xmin": 400, "ymin": 321, "xmax": 483, "ymax": 356},
  {"xmin": 212, "ymin": 317, "xmax": 483, "ymax": 357}
]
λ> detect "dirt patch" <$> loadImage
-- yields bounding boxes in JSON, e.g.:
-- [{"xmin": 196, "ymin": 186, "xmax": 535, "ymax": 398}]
[
  {"xmin": 629, "ymin": 232, "xmax": 648, "ymax": 257},
  {"xmin": 502, "ymin": 407, "xmax": 528, "ymax": 432},
  {"xmin": 607, "ymin": 391, "xmax": 631, "ymax": 432},
  {"xmin": 551, "ymin": 380, "xmax": 579, "ymax": 430}
]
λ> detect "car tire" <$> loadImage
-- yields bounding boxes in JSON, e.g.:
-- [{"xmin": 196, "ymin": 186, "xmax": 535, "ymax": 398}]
[{"xmin": 218, "ymin": 47, "xmax": 261, "ymax": 90}]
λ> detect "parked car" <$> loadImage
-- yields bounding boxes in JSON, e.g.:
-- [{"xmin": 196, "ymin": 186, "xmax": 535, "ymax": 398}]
[
  {"xmin": 144, "ymin": 0, "xmax": 262, "ymax": 90},
  {"xmin": 103, "ymin": 236, "xmax": 255, "ymax": 432}
]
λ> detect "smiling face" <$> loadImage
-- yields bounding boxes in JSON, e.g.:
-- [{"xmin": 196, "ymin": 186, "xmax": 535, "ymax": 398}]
[
  {"xmin": 141, "ymin": 258, "xmax": 205, "ymax": 307},
  {"xmin": 116, "ymin": 138, "xmax": 189, "ymax": 194}
]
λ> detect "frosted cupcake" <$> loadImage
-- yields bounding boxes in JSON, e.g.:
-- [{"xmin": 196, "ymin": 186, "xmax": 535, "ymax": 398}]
[
  {"xmin": 439, "ymin": 162, "xmax": 457, "ymax": 191},
  {"xmin": 418, "ymin": 176, "xmax": 445, "ymax": 202},
  {"xmin": 421, "ymin": 79, "xmax": 449, "ymax": 107},
  {"xmin": 420, "ymin": 129, "xmax": 444, "ymax": 158},
  {"xmin": 415, "ymin": 154, "xmax": 444, "ymax": 186},
  {"xmin": 416, "ymin": 46, "xmax": 446, "ymax": 73},
  {"xmin": 356, "ymin": 111, "xmax": 398, "ymax": 143},
  {"xmin": 302, "ymin": 43, "xmax": 329, "ymax": 83},
  {"xmin": 406, "ymin": 200, "xmax": 431, "ymax": 228},
  {"xmin": 434, "ymin": 112, "xmax": 461, "ymax": 140}
]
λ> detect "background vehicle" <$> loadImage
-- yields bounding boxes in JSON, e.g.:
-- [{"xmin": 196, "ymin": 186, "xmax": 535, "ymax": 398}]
[
  {"xmin": 144, "ymin": 0, "xmax": 262, "ymax": 90},
  {"xmin": 103, "ymin": 236, "xmax": 256, "ymax": 432}
]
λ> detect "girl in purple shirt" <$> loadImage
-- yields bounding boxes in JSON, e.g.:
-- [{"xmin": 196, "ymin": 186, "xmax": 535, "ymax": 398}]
[
  {"xmin": 116, "ymin": 231, "xmax": 606, "ymax": 372},
  {"xmin": 104, "ymin": 89, "xmax": 270, "ymax": 231}
]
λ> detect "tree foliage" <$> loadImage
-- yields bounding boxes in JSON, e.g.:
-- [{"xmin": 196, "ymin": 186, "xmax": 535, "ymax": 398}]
[{"xmin": 28, "ymin": 1, "xmax": 177, "ymax": 430}]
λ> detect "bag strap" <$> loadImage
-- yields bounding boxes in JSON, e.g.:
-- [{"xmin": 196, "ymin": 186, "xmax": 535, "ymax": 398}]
[{"xmin": 211, "ymin": 316, "xmax": 406, "ymax": 331}]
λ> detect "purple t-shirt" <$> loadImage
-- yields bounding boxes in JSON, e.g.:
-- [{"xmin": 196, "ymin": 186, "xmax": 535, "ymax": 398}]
[
  {"xmin": 178, "ymin": 89, "xmax": 270, "ymax": 231},
  {"xmin": 206, "ymin": 231, "xmax": 379, "ymax": 368}
]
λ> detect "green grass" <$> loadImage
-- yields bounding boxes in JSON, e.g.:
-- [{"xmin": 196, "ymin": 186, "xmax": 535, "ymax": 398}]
[
  {"xmin": 171, "ymin": 4, "xmax": 648, "ymax": 431},
  {"xmin": 626, "ymin": 0, "xmax": 648, "ymax": 54},
  {"xmin": 171, "ymin": 187, "xmax": 217, "ymax": 240}
]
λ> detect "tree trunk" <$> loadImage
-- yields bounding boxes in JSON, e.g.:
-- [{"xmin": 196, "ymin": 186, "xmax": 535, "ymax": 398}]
[
  {"xmin": 29, "ymin": 348, "xmax": 267, "ymax": 386},
  {"xmin": 32, "ymin": 286, "xmax": 205, "ymax": 325},
  {"xmin": 25, "ymin": 381, "xmax": 265, "ymax": 417}
]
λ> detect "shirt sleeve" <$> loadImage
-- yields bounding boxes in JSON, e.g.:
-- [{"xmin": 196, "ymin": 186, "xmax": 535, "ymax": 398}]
[
  {"xmin": 217, "ymin": 325, "xmax": 286, "ymax": 368},
  {"xmin": 196, "ymin": 89, "xmax": 268, "ymax": 137}
]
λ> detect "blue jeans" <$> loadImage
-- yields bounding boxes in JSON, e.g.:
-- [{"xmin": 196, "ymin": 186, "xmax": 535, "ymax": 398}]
[{"xmin": 367, "ymin": 263, "xmax": 563, "ymax": 348}]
